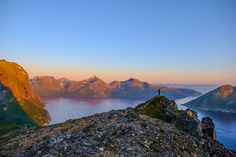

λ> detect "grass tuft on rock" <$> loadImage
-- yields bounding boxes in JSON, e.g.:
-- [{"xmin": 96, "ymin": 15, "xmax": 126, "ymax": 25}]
[{"xmin": 136, "ymin": 96, "xmax": 173, "ymax": 122}]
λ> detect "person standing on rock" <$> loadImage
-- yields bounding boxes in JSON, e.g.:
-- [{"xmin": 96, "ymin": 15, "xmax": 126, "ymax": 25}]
[{"xmin": 158, "ymin": 88, "xmax": 161, "ymax": 96}]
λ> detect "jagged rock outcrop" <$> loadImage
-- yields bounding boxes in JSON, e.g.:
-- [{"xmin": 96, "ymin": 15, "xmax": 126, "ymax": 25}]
[
  {"xmin": 0, "ymin": 96, "xmax": 235, "ymax": 156},
  {"xmin": 202, "ymin": 117, "xmax": 216, "ymax": 140},
  {"xmin": 137, "ymin": 96, "xmax": 203, "ymax": 137},
  {"xmin": 175, "ymin": 109, "xmax": 203, "ymax": 137},
  {"xmin": 184, "ymin": 85, "xmax": 236, "ymax": 113},
  {"xmin": 0, "ymin": 60, "xmax": 50, "ymax": 131},
  {"xmin": 136, "ymin": 96, "xmax": 179, "ymax": 122}
]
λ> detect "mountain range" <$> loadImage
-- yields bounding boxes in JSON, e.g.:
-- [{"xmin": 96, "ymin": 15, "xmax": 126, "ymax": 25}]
[
  {"xmin": 184, "ymin": 85, "xmax": 236, "ymax": 113},
  {"xmin": 0, "ymin": 60, "xmax": 50, "ymax": 134},
  {"xmin": 30, "ymin": 76, "xmax": 201, "ymax": 100},
  {"xmin": 0, "ymin": 59, "xmax": 235, "ymax": 155}
]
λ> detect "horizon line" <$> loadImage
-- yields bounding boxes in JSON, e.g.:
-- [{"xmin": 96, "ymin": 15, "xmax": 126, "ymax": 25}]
[{"xmin": 30, "ymin": 75, "xmax": 232, "ymax": 86}]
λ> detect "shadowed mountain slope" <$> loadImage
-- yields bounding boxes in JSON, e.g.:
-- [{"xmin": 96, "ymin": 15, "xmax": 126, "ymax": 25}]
[{"xmin": 0, "ymin": 60, "xmax": 50, "ymax": 134}]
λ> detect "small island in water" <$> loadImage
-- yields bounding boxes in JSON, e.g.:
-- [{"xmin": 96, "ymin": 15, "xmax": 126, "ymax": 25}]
[{"xmin": 184, "ymin": 85, "xmax": 236, "ymax": 113}]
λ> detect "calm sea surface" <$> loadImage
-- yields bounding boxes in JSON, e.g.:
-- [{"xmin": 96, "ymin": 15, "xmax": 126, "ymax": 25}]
[
  {"xmin": 176, "ymin": 97, "xmax": 236, "ymax": 151},
  {"xmin": 45, "ymin": 85, "xmax": 236, "ymax": 151}
]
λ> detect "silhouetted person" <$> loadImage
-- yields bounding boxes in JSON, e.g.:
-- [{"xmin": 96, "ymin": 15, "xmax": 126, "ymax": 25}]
[{"xmin": 158, "ymin": 88, "xmax": 161, "ymax": 96}]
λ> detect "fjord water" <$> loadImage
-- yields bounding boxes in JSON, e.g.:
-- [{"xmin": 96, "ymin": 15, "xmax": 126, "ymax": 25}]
[
  {"xmin": 45, "ymin": 98, "xmax": 144, "ymax": 125},
  {"xmin": 176, "ymin": 97, "xmax": 236, "ymax": 151},
  {"xmin": 45, "ymin": 85, "xmax": 236, "ymax": 151}
]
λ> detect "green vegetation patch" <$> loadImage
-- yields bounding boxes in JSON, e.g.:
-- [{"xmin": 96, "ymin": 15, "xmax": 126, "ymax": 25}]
[
  {"xmin": 137, "ymin": 96, "xmax": 171, "ymax": 122},
  {"xmin": 0, "ymin": 99, "xmax": 36, "ymax": 126}
]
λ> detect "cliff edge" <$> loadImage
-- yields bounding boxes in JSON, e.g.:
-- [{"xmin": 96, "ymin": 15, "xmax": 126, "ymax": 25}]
[{"xmin": 0, "ymin": 60, "xmax": 50, "ymax": 132}]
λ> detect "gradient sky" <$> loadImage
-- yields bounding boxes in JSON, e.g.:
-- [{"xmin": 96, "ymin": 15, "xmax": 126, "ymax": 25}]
[{"xmin": 0, "ymin": 0, "xmax": 236, "ymax": 84}]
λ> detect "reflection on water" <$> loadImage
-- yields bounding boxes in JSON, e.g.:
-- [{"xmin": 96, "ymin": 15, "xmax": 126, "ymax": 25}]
[
  {"xmin": 45, "ymin": 97, "xmax": 145, "ymax": 125},
  {"xmin": 45, "ymin": 96, "xmax": 236, "ymax": 151},
  {"xmin": 175, "ymin": 96, "xmax": 198, "ymax": 110}
]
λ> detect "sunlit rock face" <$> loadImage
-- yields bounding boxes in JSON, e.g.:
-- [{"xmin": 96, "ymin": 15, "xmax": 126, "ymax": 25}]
[
  {"xmin": 215, "ymin": 85, "xmax": 234, "ymax": 98},
  {"xmin": 31, "ymin": 76, "xmax": 112, "ymax": 97},
  {"xmin": 0, "ymin": 60, "xmax": 50, "ymax": 127},
  {"xmin": 31, "ymin": 75, "xmax": 201, "ymax": 99},
  {"xmin": 0, "ymin": 60, "xmax": 41, "ymax": 103}
]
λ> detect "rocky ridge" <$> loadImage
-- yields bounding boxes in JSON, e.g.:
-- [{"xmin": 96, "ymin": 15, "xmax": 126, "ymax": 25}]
[{"xmin": 0, "ymin": 96, "xmax": 235, "ymax": 157}]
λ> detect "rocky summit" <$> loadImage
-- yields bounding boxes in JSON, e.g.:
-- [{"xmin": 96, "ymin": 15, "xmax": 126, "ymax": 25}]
[{"xmin": 0, "ymin": 96, "xmax": 235, "ymax": 157}]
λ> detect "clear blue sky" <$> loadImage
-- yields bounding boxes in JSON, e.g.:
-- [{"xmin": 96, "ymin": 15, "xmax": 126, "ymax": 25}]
[{"xmin": 0, "ymin": 0, "xmax": 236, "ymax": 84}]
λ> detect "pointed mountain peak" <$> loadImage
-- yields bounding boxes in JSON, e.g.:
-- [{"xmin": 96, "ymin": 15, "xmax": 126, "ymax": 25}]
[
  {"xmin": 109, "ymin": 78, "xmax": 151, "ymax": 89},
  {"xmin": 110, "ymin": 80, "xmax": 119, "ymax": 83},
  {"xmin": 127, "ymin": 77, "xmax": 137, "ymax": 81},
  {"xmin": 215, "ymin": 85, "xmax": 234, "ymax": 98},
  {"xmin": 109, "ymin": 80, "xmax": 121, "ymax": 88},
  {"xmin": 126, "ymin": 78, "xmax": 142, "ymax": 83},
  {"xmin": 115, "ymin": 78, "xmax": 151, "ymax": 88},
  {"xmin": 88, "ymin": 76, "xmax": 100, "ymax": 81},
  {"xmin": 126, "ymin": 78, "xmax": 145, "ymax": 84},
  {"xmin": 86, "ymin": 76, "xmax": 108, "ymax": 85}
]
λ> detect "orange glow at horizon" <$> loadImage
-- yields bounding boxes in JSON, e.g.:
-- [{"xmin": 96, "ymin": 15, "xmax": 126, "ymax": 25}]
[{"xmin": 26, "ymin": 65, "xmax": 236, "ymax": 85}]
